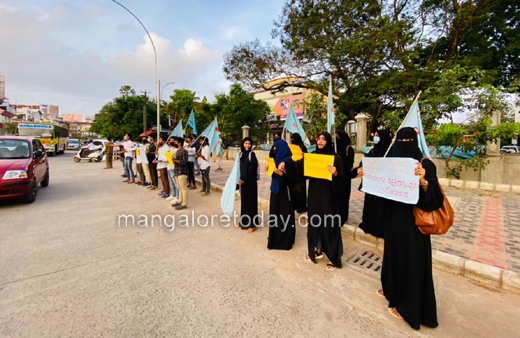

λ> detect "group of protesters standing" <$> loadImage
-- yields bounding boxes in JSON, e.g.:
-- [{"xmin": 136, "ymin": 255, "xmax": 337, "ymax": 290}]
[
  {"xmin": 235, "ymin": 128, "xmax": 443, "ymax": 331},
  {"xmin": 105, "ymin": 133, "xmax": 222, "ymax": 210}
]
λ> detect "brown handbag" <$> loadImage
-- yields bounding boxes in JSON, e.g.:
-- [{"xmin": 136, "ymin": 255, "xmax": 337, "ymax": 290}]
[{"xmin": 413, "ymin": 161, "xmax": 455, "ymax": 235}]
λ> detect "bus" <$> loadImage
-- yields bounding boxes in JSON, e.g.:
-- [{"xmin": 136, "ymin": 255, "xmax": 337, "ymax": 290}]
[{"xmin": 16, "ymin": 122, "xmax": 69, "ymax": 156}]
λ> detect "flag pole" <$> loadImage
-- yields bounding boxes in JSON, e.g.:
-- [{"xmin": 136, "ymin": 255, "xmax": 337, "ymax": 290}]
[{"xmin": 383, "ymin": 91, "xmax": 423, "ymax": 157}]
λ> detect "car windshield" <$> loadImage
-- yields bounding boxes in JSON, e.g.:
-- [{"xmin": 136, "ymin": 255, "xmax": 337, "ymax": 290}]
[
  {"xmin": 69, "ymin": 139, "xmax": 79, "ymax": 144},
  {"xmin": 0, "ymin": 140, "xmax": 31, "ymax": 159}
]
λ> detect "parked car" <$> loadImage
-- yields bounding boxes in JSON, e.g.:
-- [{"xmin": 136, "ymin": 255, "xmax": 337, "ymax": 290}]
[
  {"xmin": 68, "ymin": 138, "xmax": 80, "ymax": 150},
  {"xmin": 0, "ymin": 136, "xmax": 49, "ymax": 203},
  {"xmin": 500, "ymin": 145, "xmax": 520, "ymax": 154}
]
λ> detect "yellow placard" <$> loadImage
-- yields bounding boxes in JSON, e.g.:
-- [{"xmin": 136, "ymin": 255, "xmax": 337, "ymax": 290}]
[
  {"xmin": 165, "ymin": 151, "xmax": 174, "ymax": 165},
  {"xmin": 136, "ymin": 147, "xmax": 140, "ymax": 157},
  {"xmin": 304, "ymin": 153, "xmax": 335, "ymax": 181},
  {"xmin": 266, "ymin": 157, "xmax": 275, "ymax": 176},
  {"xmin": 288, "ymin": 144, "xmax": 303, "ymax": 161}
]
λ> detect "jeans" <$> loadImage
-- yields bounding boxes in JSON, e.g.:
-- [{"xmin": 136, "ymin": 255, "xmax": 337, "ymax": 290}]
[
  {"xmin": 136, "ymin": 163, "xmax": 145, "ymax": 183},
  {"xmin": 124, "ymin": 157, "xmax": 134, "ymax": 180},
  {"xmin": 201, "ymin": 167, "xmax": 210, "ymax": 193},
  {"xmin": 194, "ymin": 159, "xmax": 200, "ymax": 173},
  {"xmin": 167, "ymin": 169, "xmax": 178, "ymax": 197},
  {"xmin": 149, "ymin": 162, "xmax": 158, "ymax": 186}
]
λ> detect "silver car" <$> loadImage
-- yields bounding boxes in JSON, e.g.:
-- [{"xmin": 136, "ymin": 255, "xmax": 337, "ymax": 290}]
[{"xmin": 68, "ymin": 139, "xmax": 80, "ymax": 150}]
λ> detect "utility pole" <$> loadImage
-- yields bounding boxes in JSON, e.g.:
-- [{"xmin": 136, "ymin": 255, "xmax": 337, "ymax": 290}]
[{"xmin": 141, "ymin": 90, "xmax": 150, "ymax": 136}]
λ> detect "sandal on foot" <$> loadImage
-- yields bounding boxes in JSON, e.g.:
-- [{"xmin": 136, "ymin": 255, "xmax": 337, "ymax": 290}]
[
  {"xmin": 376, "ymin": 289, "xmax": 385, "ymax": 298},
  {"xmin": 326, "ymin": 263, "xmax": 336, "ymax": 271},
  {"xmin": 246, "ymin": 228, "xmax": 256, "ymax": 233},
  {"xmin": 314, "ymin": 250, "xmax": 324, "ymax": 259},
  {"xmin": 388, "ymin": 308, "xmax": 403, "ymax": 320}
]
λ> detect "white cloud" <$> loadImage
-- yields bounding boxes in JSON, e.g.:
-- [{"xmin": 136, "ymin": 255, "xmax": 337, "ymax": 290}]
[{"xmin": 0, "ymin": 5, "xmax": 230, "ymax": 117}]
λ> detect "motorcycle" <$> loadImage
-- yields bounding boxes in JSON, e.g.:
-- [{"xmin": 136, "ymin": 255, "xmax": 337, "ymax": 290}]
[{"xmin": 74, "ymin": 145, "xmax": 103, "ymax": 163}]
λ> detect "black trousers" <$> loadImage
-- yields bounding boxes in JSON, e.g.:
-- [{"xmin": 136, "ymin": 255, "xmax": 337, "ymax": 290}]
[{"xmin": 187, "ymin": 162, "xmax": 195, "ymax": 185}]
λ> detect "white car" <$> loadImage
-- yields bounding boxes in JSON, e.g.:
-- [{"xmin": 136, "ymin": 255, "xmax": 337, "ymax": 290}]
[
  {"xmin": 93, "ymin": 139, "xmax": 109, "ymax": 153},
  {"xmin": 500, "ymin": 145, "xmax": 520, "ymax": 154}
]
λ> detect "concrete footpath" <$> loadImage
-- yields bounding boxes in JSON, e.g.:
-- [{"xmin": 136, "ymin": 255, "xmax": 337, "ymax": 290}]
[{"xmin": 200, "ymin": 159, "xmax": 520, "ymax": 293}]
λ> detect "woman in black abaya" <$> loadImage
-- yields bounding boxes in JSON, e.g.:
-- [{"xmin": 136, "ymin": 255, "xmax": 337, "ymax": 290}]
[
  {"xmin": 283, "ymin": 132, "xmax": 345, "ymax": 270},
  {"xmin": 335, "ymin": 131, "xmax": 354, "ymax": 225},
  {"xmin": 267, "ymin": 140, "xmax": 296, "ymax": 250},
  {"xmin": 365, "ymin": 127, "xmax": 443, "ymax": 330},
  {"xmin": 237, "ymin": 137, "xmax": 259, "ymax": 233},
  {"xmin": 353, "ymin": 130, "xmax": 393, "ymax": 238},
  {"xmin": 289, "ymin": 133, "xmax": 308, "ymax": 213}
]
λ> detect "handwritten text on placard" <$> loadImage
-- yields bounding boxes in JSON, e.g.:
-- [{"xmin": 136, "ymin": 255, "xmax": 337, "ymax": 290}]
[{"xmin": 361, "ymin": 157, "xmax": 420, "ymax": 204}]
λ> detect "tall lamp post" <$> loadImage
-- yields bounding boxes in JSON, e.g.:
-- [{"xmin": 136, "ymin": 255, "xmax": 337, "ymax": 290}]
[
  {"xmin": 110, "ymin": 0, "xmax": 161, "ymax": 135},
  {"xmin": 161, "ymin": 82, "xmax": 176, "ymax": 128}
]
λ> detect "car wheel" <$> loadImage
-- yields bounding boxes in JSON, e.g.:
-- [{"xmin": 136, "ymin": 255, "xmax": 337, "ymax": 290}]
[
  {"xmin": 41, "ymin": 170, "xmax": 50, "ymax": 187},
  {"xmin": 74, "ymin": 157, "xmax": 81, "ymax": 163},
  {"xmin": 23, "ymin": 180, "xmax": 37, "ymax": 203}
]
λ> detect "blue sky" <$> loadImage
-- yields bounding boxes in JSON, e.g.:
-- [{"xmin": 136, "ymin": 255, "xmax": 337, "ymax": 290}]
[{"xmin": 0, "ymin": 0, "xmax": 284, "ymax": 117}]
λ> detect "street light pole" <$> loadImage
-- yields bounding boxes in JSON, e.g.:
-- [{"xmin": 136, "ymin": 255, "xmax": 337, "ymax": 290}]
[
  {"xmin": 160, "ymin": 82, "xmax": 176, "ymax": 102},
  {"xmin": 110, "ymin": 0, "xmax": 160, "ymax": 135}
]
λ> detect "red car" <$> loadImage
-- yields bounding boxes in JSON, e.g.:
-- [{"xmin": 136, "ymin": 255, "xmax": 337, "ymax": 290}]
[{"xmin": 0, "ymin": 136, "xmax": 49, "ymax": 203}]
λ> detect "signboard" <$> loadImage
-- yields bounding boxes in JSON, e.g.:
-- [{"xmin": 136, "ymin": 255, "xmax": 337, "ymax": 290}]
[
  {"xmin": 361, "ymin": 157, "xmax": 420, "ymax": 204},
  {"xmin": 62, "ymin": 114, "xmax": 83, "ymax": 122},
  {"xmin": 18, "ymin": 124, "xmax": 52, "ymax": 129},
  {"xmin": 265, "ymin": 94, "xmax": 304, "ymax": 120},
  {"xmin": 304, "ymin": 153, "xmax": 335, "ymax": 181},
  {"xmin": 85, "ymin": 115, "xmax": 95, "ymax": 123}
]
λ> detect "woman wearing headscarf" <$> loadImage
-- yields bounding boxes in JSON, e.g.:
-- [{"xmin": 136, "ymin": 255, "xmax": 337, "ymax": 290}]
[
  {"xmin": 353, "ymin": 129, "xmax": 393, "ymax": 238},
  {"xmin": 335, "ymin": 131, "xmax": 355, "ymax": 225},
  {"xmin": 268, "ymin": 132, "xmax": 282, "ymax": 158},
  {"xmin": 267, "ymin": 139, "xmax": 296, "ymax": 250},
  {"xmin": 289, "ymin": 133, "xmax": 308, "ymax": 213},
  {"xmin": 360, "ymin": 127, "xmax": 443, "ymax": 330},
  {"xmin": 282, "ymin": 132, "xmax": 345, "ymax": 270},
  {"xmin": 237, "ymin": 137, "xmax": 259, "ymax": 233}
]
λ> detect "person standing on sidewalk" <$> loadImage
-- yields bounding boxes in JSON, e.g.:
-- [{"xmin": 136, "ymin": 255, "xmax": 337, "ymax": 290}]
[
  {"xmin": 198, "ymin": 137, "xmax": 211, "ymax": 196},
  {"xmin": 156, "ymin": 136, "xmax": 170, "ymax": 199},
  {"xmin": 140, "ymin": 138, "xmax": 152, "ymax": 187},
  {"xmin": 237, "ymin": 137, "xmax": 259, "ymax": 233},
  {"xmin": 167, "ymin": 138, "xmax": 179, "ymax": 205},
  {"xmin": 134, "ymin": 139, "xmax": 146, "ymax": 185},
  {"xmin": 121, "ymin": 134, "xmax": 136, "ymax": 184},
  {"xmin": 371, "ymin": 127, "xmax": 443, "ymax": 330},
  {"xmin": 104, "ymin": 139, "xmax": 114, "ymax": 169},
  {"xmin": 147, "ymin": 136, "xmax": 158, "ymax": 190},
  {"xmin": 173, "ymin": 137, "xmax": 189, "ymax": 210},
  {"xmin": 185, "ymin": 135, "xmax": 197, "ymax": 190},
  {"xmin": 216, "ymin": 137, "xmax": 227, "ymax": 172},
  {"xmin": 191, "ymin": 134, "xmax": 201, "ymax": 175}
]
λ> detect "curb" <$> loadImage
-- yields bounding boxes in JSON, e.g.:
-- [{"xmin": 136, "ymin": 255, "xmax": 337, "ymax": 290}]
[
  {"xmin": 342, "ymin": 223, "xmax": 520, "ymax": 295},
  {"xmin": 196, "ymin": 176, "xmax": 520, "ymax": 295},
  {"xmin": 438, "ymin": 177, "xmax": 520, "ymax": 194}
]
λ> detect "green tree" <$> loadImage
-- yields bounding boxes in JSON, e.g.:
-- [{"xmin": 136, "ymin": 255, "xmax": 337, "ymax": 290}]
[
  {"xmin": 163, "ymin": 89, "xmax": 196, "ymax": 128},
  {"xmin": 91, "ymin": 86, "xmax": 168, "ymax": 140}
]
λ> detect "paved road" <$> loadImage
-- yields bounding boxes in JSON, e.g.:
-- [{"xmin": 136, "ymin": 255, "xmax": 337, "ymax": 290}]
[
  {"xmin": 210, "ymin": 159, "xmax": 520, "ymax": 272},
  {"xmin": 1, "ymin": 152, "xmax": 519, "ymax": 337}
]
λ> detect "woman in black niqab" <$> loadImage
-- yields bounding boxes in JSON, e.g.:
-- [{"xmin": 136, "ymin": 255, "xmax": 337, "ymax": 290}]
[
  {"xmin": 289, "ymin": 133, "xmax": 308, "ymax": 213},
  {"xmin": 335, "ymin": 131, "xmax": 354, "ymax": 224},
  {"xmin": 380, "ymin": 127, "xmax": 444, "ymax": 330},
  {"xmin": 355, "ymin": 129, "xmax": 393, "ymax": 239},
  {"xmin": 238, "ymin": 137, "xmax": 259, "ymax": 232}
]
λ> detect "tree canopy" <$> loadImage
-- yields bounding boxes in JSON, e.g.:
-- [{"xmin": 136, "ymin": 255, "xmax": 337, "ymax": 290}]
[
  {"xmin": 223, "ymin": 0, "xmax": 520, "ymax": 132},
  {"xmin": 91, "ymin": 86, "xmax": 168, "ymax": 140}
]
